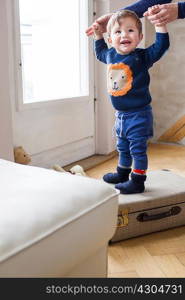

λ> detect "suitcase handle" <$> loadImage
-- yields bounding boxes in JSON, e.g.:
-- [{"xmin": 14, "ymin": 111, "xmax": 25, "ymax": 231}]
[{"xmin": 137, "ymin": 206, "xmax": 181, "ymax": 222}]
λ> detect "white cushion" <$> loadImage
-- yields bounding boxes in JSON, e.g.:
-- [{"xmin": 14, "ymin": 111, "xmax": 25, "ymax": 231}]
[{"xmin": 0, "ymin": 159, "xmax": 118, "ymax": 263}]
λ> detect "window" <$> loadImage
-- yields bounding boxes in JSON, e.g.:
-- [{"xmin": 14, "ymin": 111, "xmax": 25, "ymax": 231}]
[{"xmin": 18, "ymin": 0, "xmax": 89, "ymax": 103}]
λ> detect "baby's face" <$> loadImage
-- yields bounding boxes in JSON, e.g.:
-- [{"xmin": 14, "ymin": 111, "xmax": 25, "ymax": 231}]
[
  {"xmin": 109, "ymin": 17, "xmax": 143, "ymax": 55},
  {"xmin": 108, "ymin": 68, "xmax": 127, "ymax": 92},
  {"xmin": 107, "ymin": 63, "xmax": 133, "ymax": 96}
]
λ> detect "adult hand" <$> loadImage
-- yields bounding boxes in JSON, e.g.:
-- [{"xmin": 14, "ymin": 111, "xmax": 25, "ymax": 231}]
[
  {"xmin": 143, "ymin": 3, "xmax": 178, "ymax": 26},
  {"xmin": 85, "ymin": 13, "xmax": 112, "ymax": 36}
]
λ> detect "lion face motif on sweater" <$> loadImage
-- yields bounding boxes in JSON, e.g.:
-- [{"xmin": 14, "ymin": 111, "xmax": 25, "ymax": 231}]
[{"xmin": 107, "ymin": 63, "xmax": 133, "ymax": 97}]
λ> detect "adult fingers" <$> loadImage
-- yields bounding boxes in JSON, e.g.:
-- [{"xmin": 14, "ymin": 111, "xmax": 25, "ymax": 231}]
[
  {"xmin": 148, "ymin": 9, "xmax": 167, "ymax": 21},
  {"xmin": 143, "ymin": 5, "xmax": 160, "ymax": 16},
  {"xmin": 85, "ymin": 27, "xmax": 93, "ymax": 36},
  {"xmin": 85, "ymin": 22, "xmax": 102, "ymax": 36},
  {"xmin": 148, "ymin": 15, "xmax": 169, "ymax": 25},
  {"xmin": 143, "ymin": 11, "xmax": 149, "ymax": 17},
  {"xmin": 86, "ymin": 21, "xmax": 100, "ymax": 36}
]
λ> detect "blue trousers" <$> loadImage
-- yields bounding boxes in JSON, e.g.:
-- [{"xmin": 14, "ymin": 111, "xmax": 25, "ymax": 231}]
[{"xmin": 115, "ymin": 105, "xmax": 153, "ymax": 170}]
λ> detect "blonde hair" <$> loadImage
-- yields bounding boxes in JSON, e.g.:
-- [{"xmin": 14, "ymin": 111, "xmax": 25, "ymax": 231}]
[{"xmin": 107, "ymin": 10, "xmax": 142, "ymax": 36}]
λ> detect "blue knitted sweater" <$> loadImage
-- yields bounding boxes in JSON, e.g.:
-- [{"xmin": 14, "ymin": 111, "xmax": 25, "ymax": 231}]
[{"xmin": 94, "ymin": 33, "xmax": 169, "ymax": 111}]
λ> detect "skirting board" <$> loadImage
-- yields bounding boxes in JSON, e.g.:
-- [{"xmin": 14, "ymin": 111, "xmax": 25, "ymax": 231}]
[
  {"xmin": 64, "ymin": 150, "xmax": 117, "ymax": 172},
  {"xmin": 30, "ymin": 137, "xmax": 95, "ymax": 169}
]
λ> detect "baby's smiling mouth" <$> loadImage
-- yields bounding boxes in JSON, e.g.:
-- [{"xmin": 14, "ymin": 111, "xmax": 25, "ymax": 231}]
[{"xmin": 120, "ymin": 40, "xmax": 131, "ymax": 45}]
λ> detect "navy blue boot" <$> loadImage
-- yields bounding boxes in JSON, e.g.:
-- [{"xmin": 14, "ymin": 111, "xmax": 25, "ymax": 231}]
[
  {"xmin": 103, "ymin": 166, "xmax": 131, "ymax": 184},
  {"xmin": 115, "ymin": 172, "xmax": 146, "ymax": 194}
]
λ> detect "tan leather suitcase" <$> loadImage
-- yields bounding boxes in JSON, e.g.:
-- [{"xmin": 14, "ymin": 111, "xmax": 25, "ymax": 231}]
[{"xmin": 111, "ymin": 170, "xmax": 185, "ymax": 242}]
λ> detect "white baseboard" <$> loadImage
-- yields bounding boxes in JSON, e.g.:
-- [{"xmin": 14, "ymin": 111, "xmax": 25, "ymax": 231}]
[{"xmin": 30, "ymin": 137, "xmax": 95, "ymax": 169}]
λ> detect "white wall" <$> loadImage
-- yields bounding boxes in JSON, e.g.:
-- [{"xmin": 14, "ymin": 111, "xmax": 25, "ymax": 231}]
[
  {"xmin": 95, "ymin": 0, "xmax": 114, "ymax": 155},
  {"xmin": 146, "ymin": 0, "xmax": 185, "ymax": 144},
  {"xmin": 0, "ymin": 0, "xmax": 14, "ymax": 160}
]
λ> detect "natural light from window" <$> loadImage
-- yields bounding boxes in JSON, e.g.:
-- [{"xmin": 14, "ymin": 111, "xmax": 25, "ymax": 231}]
[{"xmin": 19, "ymin": 0, "xmax": 89, "ymax": 103}]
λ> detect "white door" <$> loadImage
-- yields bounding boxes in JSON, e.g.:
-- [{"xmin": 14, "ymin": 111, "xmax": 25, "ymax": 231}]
[{"xmin": 12, "ymin": 0, "xmax": 95, "ymax": 167}]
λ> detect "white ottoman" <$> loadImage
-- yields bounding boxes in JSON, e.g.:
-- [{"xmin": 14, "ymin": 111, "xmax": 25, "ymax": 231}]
[{"xmin": 0, "ymin": 159, "xmax": 119, "ymax": 277}]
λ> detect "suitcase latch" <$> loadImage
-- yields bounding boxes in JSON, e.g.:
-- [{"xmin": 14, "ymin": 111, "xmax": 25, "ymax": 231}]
[{"xmin": 117, "ymin": 209, "xmax": 129, "ymax": 227}]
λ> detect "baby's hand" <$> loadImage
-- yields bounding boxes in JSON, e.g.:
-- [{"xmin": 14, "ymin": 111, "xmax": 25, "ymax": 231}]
[
  {"xmin": 145, "ymin": 5, "xmax": 161, "ymax": 16},
  {"xmin": 145, "ymin": 5, "xmax": 168, "ymax": 32},
  {"xmin": 92, "ymin": 22, "xmax": 103, "ymax": 40}
]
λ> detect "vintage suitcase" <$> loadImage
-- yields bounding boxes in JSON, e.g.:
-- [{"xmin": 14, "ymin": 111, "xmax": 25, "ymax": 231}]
[{"xmin": 111, "ymin": 170, "xmax": 185, "ymax": 243}]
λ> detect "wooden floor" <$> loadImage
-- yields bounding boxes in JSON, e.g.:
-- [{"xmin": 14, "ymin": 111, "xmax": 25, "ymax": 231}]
[{"xmin": 86, "ymin": 143, "xmax": 185, "ymax": 278}]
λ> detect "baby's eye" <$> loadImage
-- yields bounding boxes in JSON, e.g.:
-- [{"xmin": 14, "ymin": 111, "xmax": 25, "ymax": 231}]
[
  {"xmin": 128, "ymin": 29, "xmax": 134, "ymax": 32},
  {"xmin": 115, "ymin": 30, "xmax": 121, "ymax": 34}
]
